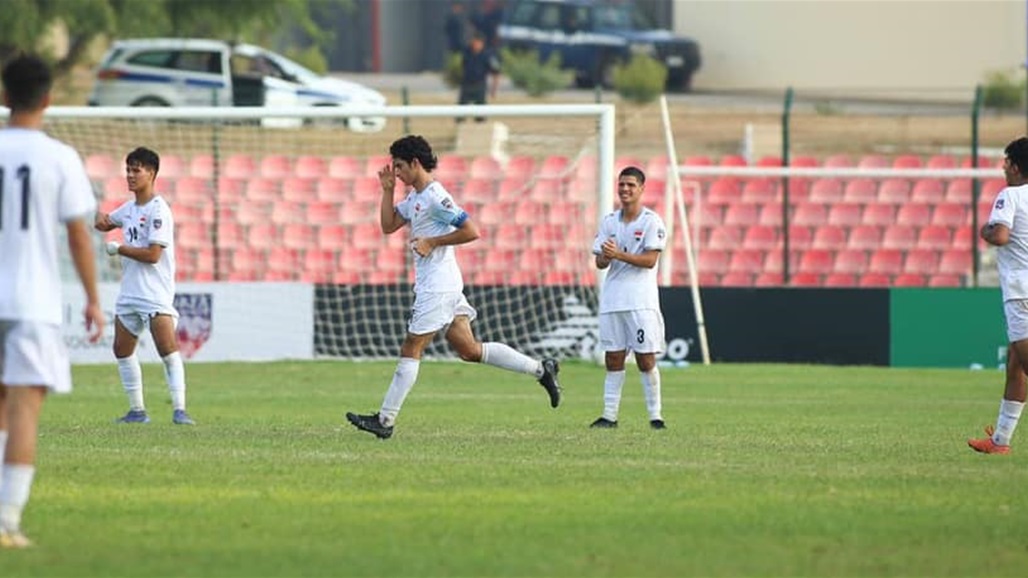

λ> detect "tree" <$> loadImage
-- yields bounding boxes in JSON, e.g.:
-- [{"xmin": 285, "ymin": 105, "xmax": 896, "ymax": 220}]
[{"xmin": 0, "ymin": 0, "xmax": 349, "ymax": 76}]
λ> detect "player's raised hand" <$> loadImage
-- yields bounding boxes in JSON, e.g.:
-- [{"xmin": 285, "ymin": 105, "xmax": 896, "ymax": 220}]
[
  {"xmin": 83, "ymin": 301, "xmax": 105, "ymax": 343},
  {"xmin": 378, "ymin": 164, "xmax": 395, "ymax": 193}
]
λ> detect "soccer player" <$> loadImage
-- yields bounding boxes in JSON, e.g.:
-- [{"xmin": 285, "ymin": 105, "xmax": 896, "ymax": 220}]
[
  {"xmin": 0, "ymin": 54, "xmax": 105, "ymax": 548},
  {"xmin": 94, "ymin": 147, "xmax": 194, "ymax": 426},
  {"xmin": 345, "ymin": 135, "xmax": 561, "ymax": 439},
  {"xmin": 589, "ymin": 166, "xmax": 668, "ymax": 430},
  {"xmin": 969, "ymin": 136, "xmax": 1028, "ymax": 454}
]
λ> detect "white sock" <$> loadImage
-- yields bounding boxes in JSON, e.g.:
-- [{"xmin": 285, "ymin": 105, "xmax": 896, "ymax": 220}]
[
  {"xmin": 602, "ymin": 371, "xmax": 626, "ymax": 421},
  {"xmin": 641, "ymin": 367, "xmax": 663, "ymax": 421},
  {"xmin": 993, "ymin": 399, "xmax": 1025, "ymax": 446},
  {"xmin": 379, "ymin": 358, "xmax": 420, "ymax": 427},
  {"xmin": 481, "ymin": 342, "xmax": 543, "ymax": 377},
  {"xmin": 162, "ymin": 351, "xmax": 187, "ymax": 411},
  {"xmin": 117, "ymin": 354, "xmax": 145, "ymax": 412},
  {"xmin": 0, "ymin": 464, "xmax": 35, "ymax": 532}
]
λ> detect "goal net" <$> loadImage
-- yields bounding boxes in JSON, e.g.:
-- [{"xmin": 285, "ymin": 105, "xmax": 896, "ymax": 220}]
[{"xmin": 37, "ymin": 104, "xmax": 615, "ymax": 361}]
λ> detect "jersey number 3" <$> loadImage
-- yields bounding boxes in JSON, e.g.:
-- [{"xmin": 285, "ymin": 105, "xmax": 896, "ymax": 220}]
[{"xmin": 0, "ymin": 165, "xmax": 31, "ymax": 231}]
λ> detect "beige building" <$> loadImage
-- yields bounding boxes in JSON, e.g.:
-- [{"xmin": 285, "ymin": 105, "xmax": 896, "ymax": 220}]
[{"xmin": 675, "ymin": 0, "xmax": 1023, "ymax": 100}]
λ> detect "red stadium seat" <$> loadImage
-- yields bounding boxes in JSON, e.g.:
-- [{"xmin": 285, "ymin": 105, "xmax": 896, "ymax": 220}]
[
  {"xmin": 478, "ymin": 201, "xmax": 513, "ymax": 226},
  {"xmin": 281, "ymin": 177, "xmax": 317, "ymax": 202},
  {"xmin": 436, "ymin": 155, "xmax": 467, "ymax": 181},
  {"xmin": 982, "ymin": 179, "xmax": 1006, "ymax": 199},
  {"xmin": 724, "ymin": 203, "xmax": 760, "ymax": 226},
  {"xmin": 862, "ymin": 204, "xmax": 895, "ymax": 226},
  {"xmin": 270, "ymin": 200, "xmax": 304, "ymax": 224},
  {"xmin": 904, "ymin": 249, "xmax": 939, "ymax": 275},
  {"xmin": 719, "ymin": 154, "xmax": 747, "ymax": 167},
  {"xmin": 85, "ymin": 153, "xmax": 117, "ymax": 180},
  {"xmin": 513, "ymin": 200, "xmax": 546, "ymax": 225},
  {"xmin": 376, "ymin": 248, "xmax": 407, "ymax": 272},
  {"xmin": 952, "ymin": 227, "xmax": 973, "ymax": 250},
  {"xmin": 530, "ymin": 224, "xmax": 564, "ymax": 250},
  {"xmin": 215, "ymin": 177, "xmax": 244, "ymax": 204},
  {"xmin": 843, "ymin": 178, "xmax": 878, "ymax": 203},
  {"xmin": 244, "ymin": 177, "xmax": 279, "ymax": 202},
  {"xmin": 259, "ymin": 155, "xmax": 291, "ymax": 179},
  {"xmin": 698, "ymin": 250, "xmax": 730, "ymax": 274},
  {"xmin": 808, "ymin": 179, "xmax": 844, "ymax": 203},
  {"xmin": 790, "ymin": 272, "xmax": 822, "ymax": 286},
  {"xmin": 928, "ymin": 274, "xmax": 962, "ymax": 287},
  {"xmin": 351, "ymin": 223, "xmax": 383, "ymax": 250},
  {"xmin": 328, "ymin": 156, "xmax": 362, "ymax": 179},
  {"xmin": 720, "ymin": 272, "xmax": 753, "ymax": 286},
  {"xmin": 175, "ymin": 222, "xmax": 210, "ymax": 251},
  {"xmin": 858, "ymin": 155, "xmax": 889, "ymax": 169},
  {"xmin": 742, "ymin": 225, "xmax": 778, "ymax": 250},
  {"xmin": 932, "ymin": 203, "xmax": 969, "ymax": 227},
  {"xmin": 543, "ymin": 271, "xmax": 576, "ymax": 285},
  {"xmin": 235, "ymin": 201, "xmax": 272, "ymax": 225},
  {"xmin": 316, "ymin": 178, "xmax": 351, "ymax": 203},
  {"xmin": 528, "ymin": 179, "xmax": 562, "ymax": 202},
  {"xmin": 791, "ymin": 156, "xmax": 819, "ymax": 168},
  {"xmin": 159, "ymin": 155, "xmax": 184, "ymax": 179},
  {"xmin": 466, "ymin": 156, "xmax": 499, "ymax": 181},
  {"xmin": 812, "ymin": 225, "xmax": 848, "ymax": 250},
  {"xmin": 859, "ymin": 273, "xmax": 891, "ymax": 287},
  {"xmin": 729, "ymin": 249, "xmax": 765, "ymax": 273},
  {"xmin": 881, "ymin": 225, "xmax": 916, "ymax": 249},
  {"xmin": 494, "ymin": 224, "xmax": 526, "ymax": 249},
  {"xmin": 827, "ymin": 203, "xmax": 863, "ymax": 227},
  {"xmin": 683, "ymin": 155, "xmax": 712, "ymax": 166},
  {"xmin": 823, "ymin": 154, "xmax": 853, "ymax": 168},
  {"xmin": 939, "ymin": 249, "xmax": 971, "ymax": 275},
  {"xmin": 318, "ymin": 224, "xmax": 349, "ymax": 248},
  {"xmin": 892, "ymin": 155, "xmax": 923, "ymax": 169},
  {"xmin": 301, "ymin": 249, "xmax": 337, "ymax": 283},
  {"xmin": 785, "ymin": 225, "xmax": 813, "ymax": 250},
  {"xmin": 294, "ymin": 156, "xmax": 326, "ymax": 179},
  {"xmin": 352, "ymin": 176, "xmax": 381, "ymax": 202},
  {"xmin": 217, "ymin": 222, "xmax": 245, "ymax": 249},
  {"xmin": 756, "ymin": 155, "xmax": 782, "ymax": 167},
  {"xmin": 754, "ymin": 272, "xmax": 784, "ymax": 286},
  {"xmin": 303, "ymin": 202, "xmax": 339, "ymax": 227},
  {"xmin": 895, "ymin": 203, "xmax": 932, "ymax": 227},
  {"xmin": 893, "ymin": 273, "xmax": 926, "ymax": 287},
  {"xmin": 189, "ymin": 154, "xmax": 214, "ymax": 179},
  {"xmin": 916, "ymin": 225, "xmax": 952, "ymax": 250},
  {"xmin": 926, "ymin": 155, "xmax": 957, "ymax": 169},
  {"xmin": 363, "ymin": 154, "xmax": 392, "ymax": 177},
  {"xmin": 824, "ymin": 273, "xmax": 858, "ymax": 287},
  {"xmin": 708, "ymin": 226, "xmax": 743, "ymax": 250},
  {"xmin": 339, "ymin": 200, "xmax": 376, "ymax": 226},
  {"xmin": 944, "ymin": 179, "xmax": 972, "ymax": 203},
  {"xmin": 281, "ymin": 224, "xmax": 316, "ymax": 250},
  {"xmin": 462, "ymin": 178, "xmax": 496, "ymax": 203},
  {"xmin": 741, "ymin": 179, "xmax": 778, "ymax": 203},
  {"xmin": 224, "ymin": 154, "xmax": 256, "ymax": 179},
  {"xmin": 174, "ymin": 176, "xmax": 209, "ymax": 205},
  {"xmin": 791, "ymin": 203, "xmax": 828, "ymax": 226},
  {"xmin": 848, "ymin": 225, "xmax": 882, "ymax": 250},
  {"xmin": 868, "ymin": 249, "xmax": 904, "ymax": 274},
  {"xmin": 798, "ymin": 249, "xmax": 835, "ymax": 274},
  {"xmin": 539, "ymin": 155, "xmax": 570, "ymax": 179},
  {"xmin": 507, "ymin": 155, "xmax": 537, "ymax": 180},
  {"xmin": 910, "ymin": 179, "xmax": 945, "ymax": 203},
  {"xmin": 758, "ymin": 202, "xmax": 784, "ymax": 227},
  {"xmin": 708, "ymin": 178, "xmax": 742, "ymax": 204},
  {"xmin": 246, "ymin": 223, "xmax": 280, "ymax": 250},
  {"xmin": 878, "ymin": 179, "xmax": 911, "ymax": 203}
]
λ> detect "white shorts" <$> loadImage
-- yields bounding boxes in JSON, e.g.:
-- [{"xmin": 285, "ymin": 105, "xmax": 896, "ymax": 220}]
[
  {"xmin": 599, "ymin": 310, "xmax": 666, "ymax": 354},
  {"xmin": 0, "ymin": 320, "xmax": 72, "ymax": 394},
  {"xmin": 409, "ymin": 291, "xmax": 477, "ymax": 335},
  {"xmin": 1005, "ymin": 299, "xmax": 1028, "ymax": 342},
  {"xmin": 116, "ymin": 297, "xmax": 179, "ymax": 337}
]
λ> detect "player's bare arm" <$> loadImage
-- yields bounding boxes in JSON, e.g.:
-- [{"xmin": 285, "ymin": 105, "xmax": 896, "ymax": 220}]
[
  {"xmin": 378, "ymin": 164, "xmax": 406, "ymax": 234},
  {"xmin": 410, "ymin": 219, "xmax": 480, "ymax": 257},
  {"xmin": 94, "ymin": 211, "xmax": 117, "ymax": 232},
  {"xmin": 982, "ymin": 222, "xmax": 1011, "ymax": 246},
  {"xmin": 113, "ymin": 243, "xmax": 164, "ymax": 264},
  {"xmin": 67, "ymin": 219, "xmax": 105, "ymax": 342}
]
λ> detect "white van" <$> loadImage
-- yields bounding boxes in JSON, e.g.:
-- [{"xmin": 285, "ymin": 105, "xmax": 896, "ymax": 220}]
[{"xmin": 88, "ymin": 38, "xmax": 387, "ymax": 132}]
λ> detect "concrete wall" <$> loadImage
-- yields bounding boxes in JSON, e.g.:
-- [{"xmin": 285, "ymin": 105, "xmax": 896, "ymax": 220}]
[{"xmin": 675, "ymin": 0, "xmax": 1023, "ymax": 98}]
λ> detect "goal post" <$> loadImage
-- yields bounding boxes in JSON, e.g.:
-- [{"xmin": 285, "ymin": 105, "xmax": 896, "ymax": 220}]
[{"xmin": 22, "ymin": 103, "xmax": 618, "ymax": 361}]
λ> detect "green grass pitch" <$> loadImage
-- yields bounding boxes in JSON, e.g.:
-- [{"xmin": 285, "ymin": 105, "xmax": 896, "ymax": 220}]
[{"xmin": 4, "ymin": 360, "xmax": 1028, "ymax": 576}]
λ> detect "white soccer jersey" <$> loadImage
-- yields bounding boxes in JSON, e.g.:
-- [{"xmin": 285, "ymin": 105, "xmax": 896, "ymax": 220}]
[
  {"xmin": 989, "ymin": 183, "xmax": 1028, "ymax": 301},
  {"xmin": 109, "ymin": 196, "xmax": 176, "ymax": 308},
  {"xmin": 395, "ymin": 181, "xmax": 467, "ymax": 293},
  {"xmin": 592, "ymin": 207, "xmax": 666, "ymax": 313},
  {"xmin": 0, "ymin": 128, "xmax": 96, "ymax": 325}
]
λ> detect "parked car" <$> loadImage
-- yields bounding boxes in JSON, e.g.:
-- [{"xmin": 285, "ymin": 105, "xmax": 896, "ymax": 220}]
[
  {"xmin": 497, "ymin": 0, "xmax": 701, "ymax": 91},
  {"xmin": 88, "ymin": 38, "xmax": 387, "ymax": 132}
]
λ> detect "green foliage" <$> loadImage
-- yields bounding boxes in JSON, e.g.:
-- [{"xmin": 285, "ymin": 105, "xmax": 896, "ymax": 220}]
[
  {"xmin": 982, "ymin": 70, "xmax": 1025, "ymax": 110},
  {"xmin": 284, "ymin": 45, "xmax": 327, "ymax": 75},
  {"xmin": 612, "ymin": 54, "xmax": 667, "ymax": 104},
  {"xmin": 499, "ymin": 48, "xmax": 574, "ymax": 97},
  {"xmin": 0, "ymin": 0, "xmax": 351, "ymax": 77},
  {"xmin": 441, "ymin": 51, "xmax": 463, "ymax": 89}
]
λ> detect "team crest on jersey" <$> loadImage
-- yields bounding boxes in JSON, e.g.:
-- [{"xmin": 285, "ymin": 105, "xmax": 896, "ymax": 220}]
[
  {"xmin": 996, "ymin": 198, "xmax": 1005, "ymax": 209},
  {"xmin": 153, "ymin": 218, "xmax": 162, "ymax": 230},
  {"xmin": 442, "ymin": 198, "xmax": 453, "ymax": 209},
  {"xmin": 634, "ymin": 229, "xmax": 643, "ymax": 240},
  {"xmin": 415, "ymin": 202, "xmax": 421, "ymax": 212},
  {"xmin": 174, "ymin": 293, "xmax": 212, "ymax": 359},
  {"xmin": 657, "ymin": 228, "xmax": 666, "ymax": 240}
]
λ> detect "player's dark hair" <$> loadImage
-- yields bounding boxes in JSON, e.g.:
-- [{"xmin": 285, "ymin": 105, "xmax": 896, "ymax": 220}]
[
  {"xmin": 389, "ymin": 135, "xmax": 438, "ymax": 171},
  {"xmin": 619, "ymin": 166, "xmax": 646, "ymax": 185},
  {"xmin": 126, "ymin": 147, "xmax": 161, "ymax": 176},
  {"xmin": 1, "ymin": 53, "xmax": 53, "ymax": 112},
  {"xmin": 1005, "ymin": 137, "xmax": 1028, "ymax": 177}
]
